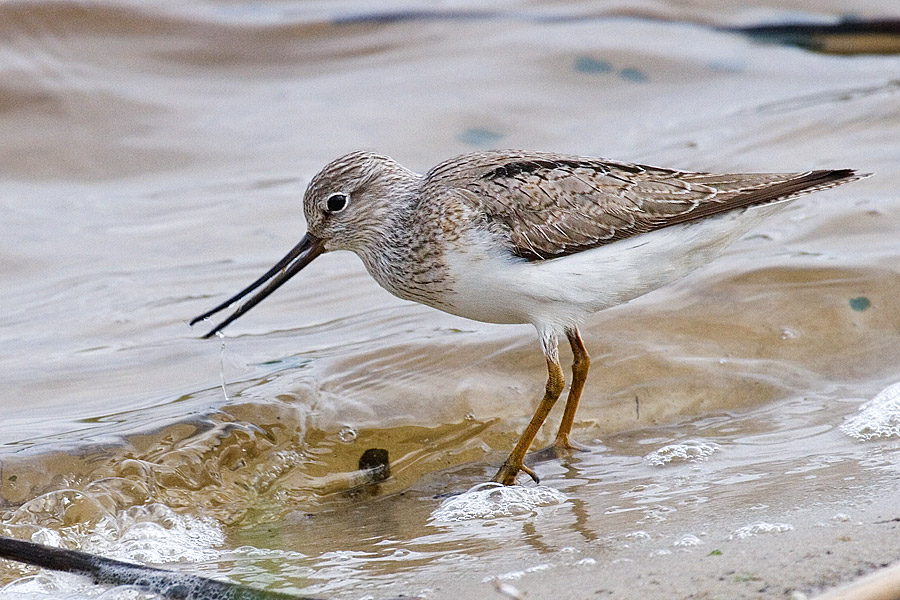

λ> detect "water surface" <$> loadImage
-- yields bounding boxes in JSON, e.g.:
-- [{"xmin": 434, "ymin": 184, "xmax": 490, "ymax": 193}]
[{"xmin": 1, "ymin": 1, "xmax": 899, "ymax": 598}]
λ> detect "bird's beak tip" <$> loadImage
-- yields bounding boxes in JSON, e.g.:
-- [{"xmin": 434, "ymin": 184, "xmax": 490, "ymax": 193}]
[{"xmin": 189, "ymin": 233, "xmax": 325, "ymax": 339}]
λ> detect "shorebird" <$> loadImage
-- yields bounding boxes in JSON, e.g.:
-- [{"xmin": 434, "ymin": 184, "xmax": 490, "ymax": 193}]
[{"xmin": 191, "ymin": 150, "xmax": 864, "ymax": 485}]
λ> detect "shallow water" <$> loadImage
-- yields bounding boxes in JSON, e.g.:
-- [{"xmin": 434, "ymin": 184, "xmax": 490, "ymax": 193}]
[{"xmin": 1, "ymin": 1, "xmax": 899, "ymax": 598}]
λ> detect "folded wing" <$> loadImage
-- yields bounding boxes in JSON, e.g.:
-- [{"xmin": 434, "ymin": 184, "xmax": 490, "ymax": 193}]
[{"xmin": 426, "ymin": 151, "xmax": 861, "ymax": 261}]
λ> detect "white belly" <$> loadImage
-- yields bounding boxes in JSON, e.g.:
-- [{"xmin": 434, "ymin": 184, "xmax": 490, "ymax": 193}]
[{"xmin": 436, "ymin": 203, "xmax": 786, "ymax": 330}]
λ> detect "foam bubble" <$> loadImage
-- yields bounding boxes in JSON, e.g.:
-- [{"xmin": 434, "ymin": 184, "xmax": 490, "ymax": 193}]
[
  {"xmin": 730, "ymin": 521, "xmax": 794, "ymax": 539},
  {"xmin": 0, "ymin": 502, "xmax": 225, "ymax": 599},
  {"xmin": 429, "ymin": 483, "xmax": 567, "ymax": 522},
  {"xmin": 337, "ymin": 425, "xmax": 358, "ymax": 443},
  {"xmin": 840, "ymin": 382, "xmax": 900, "ymax": 441},
  {"xmin": 831, "ymin": 513, "xmax": 850, "ymax": 523},
  {"xmin": 483, "ymin": 563, "xmax": 552, "ymax": 583},
  {"xmin": 644, "ymin": 440, "xmax": 720, "ymax": 466},
  {"xmin": 674, "ymin": 534, "xmax": 703, "ymax": 547},
  {"xmin": 111, "ymin": 507, "xmax": 224, "ymax": 564},
  {"xmin": 0, "ymin": 575, "xmax": 158, "ymax": 599}
]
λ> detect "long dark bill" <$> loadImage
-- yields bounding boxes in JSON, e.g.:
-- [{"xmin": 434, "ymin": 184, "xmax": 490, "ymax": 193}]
[{"xmin": 190, "ymin": 233, "xmax": 326, "ymax": 338}]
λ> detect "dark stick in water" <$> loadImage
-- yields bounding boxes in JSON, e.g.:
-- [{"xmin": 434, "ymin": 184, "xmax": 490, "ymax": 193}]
[{"xmin": 0, "ymin": 535, "xmax": 317, "ymax": 600}]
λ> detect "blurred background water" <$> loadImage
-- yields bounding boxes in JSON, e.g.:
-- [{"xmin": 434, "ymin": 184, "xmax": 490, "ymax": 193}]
[{"xmin": 1, "ymin": 1, "xmax": 899, "ymax": 598}]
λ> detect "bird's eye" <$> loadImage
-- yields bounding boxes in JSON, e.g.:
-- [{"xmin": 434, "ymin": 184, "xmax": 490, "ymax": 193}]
[{"xmin": 326, "ymin": 193, "xmax": 349, "ymax": 213}]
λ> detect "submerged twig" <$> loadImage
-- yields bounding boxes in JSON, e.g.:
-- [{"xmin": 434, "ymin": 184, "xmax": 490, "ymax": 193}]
[{"xmin": 0, "ymin": 535, "xmax": 315, "ymax": 600}]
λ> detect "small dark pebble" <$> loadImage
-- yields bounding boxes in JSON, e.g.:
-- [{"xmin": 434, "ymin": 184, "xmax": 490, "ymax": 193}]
[{"xmin": 359, "ymin": 448, "xmax": 391, "ymax": 483}]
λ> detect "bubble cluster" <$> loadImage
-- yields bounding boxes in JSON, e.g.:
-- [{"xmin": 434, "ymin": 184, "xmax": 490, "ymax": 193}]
[
  {"xmin": 644, "ymin": 440, "xmax": 720, "ymax": 466},
  {"xmin": 730, "ymin": 521, "xmax": 794, "ymax": 539},
  {"xmin": 429, "ymin": 483, "xmax": 567, "ymax": 522},
  {"xmin": 841, "ymin": 382, "xmax": 900, "ymax": 441}
]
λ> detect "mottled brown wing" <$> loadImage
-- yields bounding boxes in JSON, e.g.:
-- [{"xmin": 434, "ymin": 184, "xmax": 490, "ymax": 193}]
[{"xmin": 426, "ymin": 151, "xmax": 860, "ymax": 260}]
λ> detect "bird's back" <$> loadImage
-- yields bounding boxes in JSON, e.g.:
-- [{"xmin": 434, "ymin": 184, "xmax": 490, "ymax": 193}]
[{"xmin": 423, "ymin": 150, "xmax": 862, "ymax": 261}]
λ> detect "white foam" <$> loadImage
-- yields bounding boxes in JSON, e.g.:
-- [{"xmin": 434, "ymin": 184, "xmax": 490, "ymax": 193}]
[
  {"xmin": 483, "ymin": 563, "xmax": 552, "ymax": 583},
  {"xmin": 109, "ymin": 506, "xmax": 224, "ymax": 564},
  {"xmin": 840, "ymin": 382, "xmax": 900, "ymax": 441},
  {"xmin": 429, "ymin": 483, "xmax": 567, "ymax": 522},
  {"xmin": 0, "ymin": 576, "xmax": 159, "ymax": 599},
  {"xmin": 96, "ymin": 589, "xmax": 158, "ymax": 599},
  {"xmin": 730, "ymin": 521, "xmax": 794, "ymax": 539},
  {"xmin": 644, "ymin": 440, "xmax": 720, "ymax": 466},
  {"xmin": 674, "ymin": 534, "xmax": 704, "ymax": 548},
  {"xmin": 494, "ymin": 582, "xmax": 525, "ymax": 599},
  {"xmin": 0, "ymin": 501, "xmax": 224, "ymax": 599},
  {"xmin": 831, "ymin": 513, "xmax": 850, "ymax": 523}
]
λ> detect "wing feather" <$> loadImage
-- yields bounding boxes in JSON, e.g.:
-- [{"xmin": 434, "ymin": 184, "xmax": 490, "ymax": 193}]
[{"xmin": 424, "ymin": 151, "xmax": 862, "ymax": 260}]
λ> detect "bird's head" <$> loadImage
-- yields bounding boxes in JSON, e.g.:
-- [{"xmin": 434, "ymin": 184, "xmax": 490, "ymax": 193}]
[
  {"xmin": 190, "ymin": 151, "xmax": 417, "ymax": 337},
  {"xmin": 302, "ymin": 151, "xmax": 417, "ymax": 253}
]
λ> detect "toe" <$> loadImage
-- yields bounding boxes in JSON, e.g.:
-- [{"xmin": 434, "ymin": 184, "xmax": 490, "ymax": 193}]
[
  {"xmin": 492, "ymin": 461, "xmax": 539, "ymax": 485},
  {"xmin": 529, "ymin": 438, "xmax": 593, "ymax": 462}
]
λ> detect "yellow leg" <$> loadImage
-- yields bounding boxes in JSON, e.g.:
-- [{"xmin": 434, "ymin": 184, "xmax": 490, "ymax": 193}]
[
  {"xmin": 493, "ymin": 345, "xmax": 565, "ymax": 485},
  {"xmin": 553, "ymin": 327, "xmax": 590, "ymax": 451}
]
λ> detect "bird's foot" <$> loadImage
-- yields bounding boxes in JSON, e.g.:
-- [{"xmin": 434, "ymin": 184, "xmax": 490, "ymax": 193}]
[
  {"xmin": 529, "ymin": 436, "xmax": 592, "ymax": 462},
  {"xmin": 492, "ymin": 459, "xmax": 539, "ymax": 486}
]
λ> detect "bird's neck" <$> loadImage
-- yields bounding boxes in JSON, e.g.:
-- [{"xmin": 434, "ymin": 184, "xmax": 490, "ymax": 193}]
[
  {"xmin": 351, "ymin": 180, "xmax": 454, "ymax": 305},
  {"xmin": 350, "ymin": 177, "xmax": 419, "ymax": 265}
]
